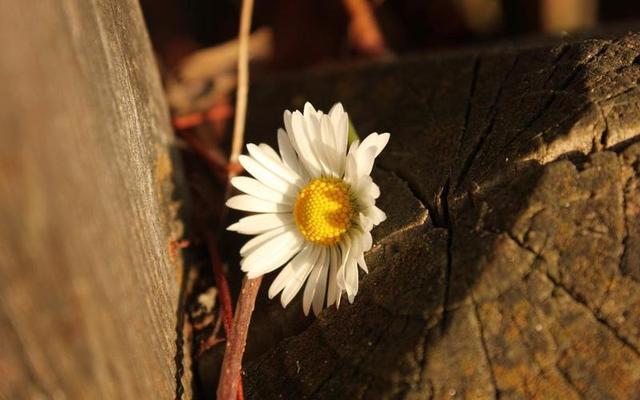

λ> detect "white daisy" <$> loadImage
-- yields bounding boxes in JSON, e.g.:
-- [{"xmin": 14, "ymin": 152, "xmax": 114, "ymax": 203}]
[{"xmin": 226, "ymin": 102, "xmax": 389, "ymax": 315}]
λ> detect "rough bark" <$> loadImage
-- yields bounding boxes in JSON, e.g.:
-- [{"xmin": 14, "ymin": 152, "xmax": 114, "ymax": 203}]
[
  {"xmin": 240, "ymin": 32, "xmax": 640, "ymax": 399},
  {"xmin": 0, "ymin": 1, "xmax": 189, "ymax": 398}
]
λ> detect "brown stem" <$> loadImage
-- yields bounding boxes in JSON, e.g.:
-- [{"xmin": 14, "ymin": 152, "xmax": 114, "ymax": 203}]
[{"xmin": 216, "ymin": 276, "xmax": 263, "ymax": 400}]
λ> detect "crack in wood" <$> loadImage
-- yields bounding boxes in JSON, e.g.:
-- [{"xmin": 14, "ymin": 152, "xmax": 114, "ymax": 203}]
[
  {"xmin": 544, "ymin": 272, "xmax": 640, "ymax": 357},
  {"xmin": 439, "ymin": 179, "xmax": 454, "ymax": 334},
  {"xmin": 554, "ymin": 356, "xmax": 587, "ymax": 400},
  {"xmin": 470, "ymin": 295, "xmax": 501, "ymax": 400},
  {"xmin": 455, "ymin": 53, "xmax": 520, "ymax": 190},
  {"xmin": 456, "ymin": 56, "xmax": 481, "ymax": 165},
  {"xmin": 500, "ymin": 226, "xmax": 640, "ymax": 358}
]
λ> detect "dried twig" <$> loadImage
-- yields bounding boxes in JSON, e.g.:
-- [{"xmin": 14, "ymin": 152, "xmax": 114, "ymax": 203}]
[
  {"xmin": 207, "ymin": 234, "xmax": 244, "ymax": 399},
  {"xmin": 217, "ymin": 0, "xmax": 258, "ymax": 399},
  {"xmin": 207, "ymin": 235, "xmax": 235, "ymax": 335},
  {"xmin": 217, "ymin": 276, "xmax": 263, "ymax": 400},
  {"xmin": 228, "ymin": 0, "xmax": 254, "ymax": 166}
]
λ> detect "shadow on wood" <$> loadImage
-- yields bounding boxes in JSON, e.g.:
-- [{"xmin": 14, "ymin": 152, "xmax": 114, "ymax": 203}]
[{"xmin": 236, "ymin": 32, "xmax": 640, "ymax": 399}]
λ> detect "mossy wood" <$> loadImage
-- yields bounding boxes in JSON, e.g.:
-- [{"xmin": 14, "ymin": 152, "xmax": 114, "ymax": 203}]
[{"xmin": 241, "ymin": 32, "xmax": 640, "ymax": 399}]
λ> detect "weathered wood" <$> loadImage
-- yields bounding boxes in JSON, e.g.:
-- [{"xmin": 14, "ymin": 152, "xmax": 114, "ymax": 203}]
[
  {"xmin": 0, "ymin": 1, "xmax": 189, "ymax": 398},
  {"xmin": 239, "ymin": 32, "xmax": 640, "ymax": 398}
]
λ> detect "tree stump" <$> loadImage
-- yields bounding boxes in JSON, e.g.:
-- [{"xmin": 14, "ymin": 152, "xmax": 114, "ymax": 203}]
[
  {"xmin": 241, "ymin": 32, "xmax": 640, "ymax": 399},
  {"xmin": 0, "ymin": 1, "xmax": 188, "ymax": 398}
]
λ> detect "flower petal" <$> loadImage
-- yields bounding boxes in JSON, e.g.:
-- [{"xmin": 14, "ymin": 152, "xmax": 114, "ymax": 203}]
[
  {"xmin": 326, "ymin": 245, "xmax": 340, "ymax": 307},
  {"xmin": 243, "ymin": 232, "xmax": 303, "ymax": 279},
  {"xmin": 258, "ymin": 143, "xmax": 281, "ymax": 162},
  {"xmin": 355, "ymin": 145, "xmax": 377, "ymax": 177},
  {"xmin": 360, "ymin": 132, "xmax": 390, "ymax": 157},
  {"xmin": 240, "ymin": 229, "xmax": 304, "ymax": 272},
  {"xmin": 281, "ymin": 245, "xmax": 321, "ymax": 307},
  {"xmin": 230, "ymin": 176, "xmax": 293, "ymax": 204},
  {"xmin": 227, "ymin": 213, "xmax": 293, "ymax": 235},
  {"xmin": 369, "ymin": 206, "xmax": 387, "ymax": 226},
  {"xmin": 319, "ymin": 115, "xmax": 340, "ymax": 176},
  {"xmin": 302, "ymin": 248, "xmax": 328, "ymax": 316},
  {"xmin": 240, "ymin": 226, "xmax": 289, "ymax": 256},
  {"xmin": 268, "ymin": 245, "xmax": 312, "ymax": 298},
  {"xmin": 226, "ymin": 194, "xmax": 290, "ymax": 213},
  {"xmin": 247, "ymin": 143, "xmax": 302, "ymax": 186},
  {"xmin": 345, "ymin": 257, "xmax": 358, "ymax": 303},
  {"xmin": 336, "ymin": 234, "xmax": 352, "ymax": 291},
  {"xmin": 290, "ymin": 111, "xmax": 323, "ymax": 176},
  {"xmin": 239, "ymin": 155, "xmax": 291, "ymax": 194},
  {"xmin": 277, "ymin": 128, "xmax": 304, "ymax": 175},
  {"xmin": 312, "ymin": 254, "xmax": 329, "ymax": 315},
  {"xmin": 357, "ymin": 255, "xmax": 368, "ymax": 274}
]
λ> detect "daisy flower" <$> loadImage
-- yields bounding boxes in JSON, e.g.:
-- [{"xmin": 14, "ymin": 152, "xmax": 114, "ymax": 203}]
[{"xmin": 226, "ymin": 102, "xmax": 389, "ymax": 315}]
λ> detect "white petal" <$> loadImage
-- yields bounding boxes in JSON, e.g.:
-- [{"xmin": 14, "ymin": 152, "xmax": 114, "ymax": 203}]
[
  {"xmin": 291, "ymin": 111, "xmax": 323, "ymax": 176},
  {"xmin": 312, "ymin": 255, "xmax": 329, "ymax": 315},
  {"xmin": 319, "ymin": 116, "xmax": 340, "ymax": 176},
  {"xmin": 327, "ymin": 246, "xmax": 340, "ymax": 307},
  {"xmin": 355, "ymin": 146, "xmax": 377, "ymax": 177},
  {"xmin": 353, "ymin": 175, "xmax": 378, "ymax": 201},
  {"xmin": 336, "ymin": 235, "xmax": 352, "ymax": 291},
  {"xmin": 303, "ymin": 106, "xmax": 332, "ymax": 175},
  {"xmin": 360, "ymin": 132, "xmax": 390, "ymax": 157},
  {"xmin": 268, "ymin": 245, "xmax": 311, "ymax": 298},
  {"xmin": 258, "ymin": 143, "xmax": 282, "ymax": 162},
  {"xmin": 337, "ymin": 232, "xmax": 361, "ymax": 301},
  {"xmin": 243, "ymin": 235, "xmax": 303, "ymax": 279},
  {"xmin": 302, "ymin": 248, "xmax": 327, "ymax": 316},
  {"xmin": 241, "ymin": 228, "xmax": 300, "ymax": 270},
  {"xmin": 368, "ymin": 182, "xmax": 381, "ymax": 199},
  {"xmin": 344, "ymin": 153, "xmax": 358, "ymax": 186},
  {"xmin": 283, "ymin": 110, "xmax": 294, "ymax": 137},
  {"xmin": 226, "ymin": 194, "xmax": 290, "ymax": 213},
  {"xmin": 360, "ymin": 230, "xmax": 373, "ymax": 252},
  {"xmin": 359, "ymin": 213, "xmax": 374, "ymax": 232},
  {"xmin": 303, "ymin": 101, "xmax": 317, "ymax": 116},
  {"xmin": 239, "ymin": 155, "xmax": 292, "ymax": 194},
  {"xmin": 230, "ymin": 176, "xmax": 293, "ymax": 204},
  {"xmin": 277, "ymin": 128, "xmax": 304, "ymax": 174},
  {"xmin": 369, "ymin": 206, "xmax": 387, "ymax": 226},
  {"xmin": 247, "ymin": 143, "xmax": 302, "ymax": 186},
  {"xmin": 227, "ymin": 213, "xmax": 293, "ymax": 235},
  {"xmin": 281, "ymin": 245, "xmax": 321, "ymax": 307},
  {"xmin": 357, "ymin": 255, "xmax": 368, "ymax": 273},
  {"xmin": 345, "ymin": 257, "xmax": 359, "ymax": 303},
  {"xmin": 240, "ymin": 226, "xmax": 289, "ymax": 256},
  {"xmin": 329, "ymin": 105, "xmax": 348, "ymax": 174}
]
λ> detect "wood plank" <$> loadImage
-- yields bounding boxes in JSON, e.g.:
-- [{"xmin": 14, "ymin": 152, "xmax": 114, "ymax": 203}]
[{"xmin": 0, "ymin": 0, "xmax": 189, "ymax": 397}]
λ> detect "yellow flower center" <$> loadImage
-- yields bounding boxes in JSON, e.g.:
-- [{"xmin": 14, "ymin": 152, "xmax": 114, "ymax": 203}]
[{"xmin": 293, "ymin": 178, "xmax": 354, "ymax": 246}]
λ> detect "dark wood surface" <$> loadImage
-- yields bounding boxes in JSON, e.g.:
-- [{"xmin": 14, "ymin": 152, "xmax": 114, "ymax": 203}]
[
  {"xmin": 0, "ymin": 1, "xmax": 189, "ymax": 398},
  {"xmin": 240, "ymin": 32, "xmax": 640, "ymax": 399}
]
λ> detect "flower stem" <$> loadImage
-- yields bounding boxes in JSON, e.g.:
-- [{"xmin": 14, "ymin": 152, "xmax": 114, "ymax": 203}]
[
  {"xmin": 216, "ymin": 276, "xmax": 262, "ymax": 400},
  {"xmin": 217, "ymin": 0, "xmax": 256, "ymax": 399}
]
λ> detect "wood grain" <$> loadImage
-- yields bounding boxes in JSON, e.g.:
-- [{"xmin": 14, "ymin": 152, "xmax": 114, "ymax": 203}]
[
  {"xmin": 234, "ymin": 32, "xmax": 640, "ymax": 399},
  {"xmin": 0, "ymin": 0, "xmax": 189, "ymax": 398}
]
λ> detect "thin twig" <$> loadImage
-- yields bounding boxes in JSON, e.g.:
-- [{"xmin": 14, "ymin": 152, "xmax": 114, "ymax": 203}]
[
  {"xmin": 206, "ymin": 234, "xmax": 235, "ymax": 334},
  {"xmin": 217, "ymin": 276, "xmax": 263, "ymax": 400},
  {"xmin": 229, "ymin": 0, "xmax": 254, "ymax": 166},
  {"xmin": 217, "ymin": 0, "xmax": 257, "ymax": 399}
]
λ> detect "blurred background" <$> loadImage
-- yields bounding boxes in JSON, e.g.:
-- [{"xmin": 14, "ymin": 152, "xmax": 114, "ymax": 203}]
[{"xmin": 141, "ymin": 0, "xmax": 640, "ymax": 121}]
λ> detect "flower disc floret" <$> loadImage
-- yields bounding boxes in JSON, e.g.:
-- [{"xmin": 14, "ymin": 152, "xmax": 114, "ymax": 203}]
[{"xmin": 293, "ymin": 178, "xmax": 354, "ymax": 246}]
